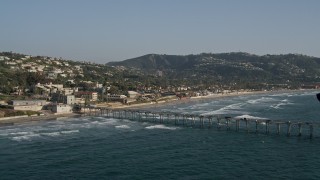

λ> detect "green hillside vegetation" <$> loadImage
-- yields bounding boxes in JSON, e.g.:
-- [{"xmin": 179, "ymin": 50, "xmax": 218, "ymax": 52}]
[{"xmin": 108, "ymin": 52, "xmax": 320, "ymax": 88}]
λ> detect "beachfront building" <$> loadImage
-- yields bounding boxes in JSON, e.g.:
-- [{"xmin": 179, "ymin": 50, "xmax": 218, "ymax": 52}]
[
  {"xmin": 63, "ymin": 95, "xmax": 75, "ymax": 105},
  {"xmin": 106, "ymin": 94, "xmax": 127, "ymax": 103},
  {"xmin": 128, "ymin": 91, "xmax": 140, "ymax": 98},
  {"xmin": 75, "ymin": 91, "xmax": 98, "ymax": 101},
  {"xmin": 52, "ymin": 104, "xmax": 73, "ymax": 114},
  {"xmin": 51, "ymin": 93, "xmax": 75, "ymax": 105},
  {"xmin": 161, "ymin": 92, "xmax": 176, "ymax": 97},
  {"xmin": 9, "ymin": 100, "xmax": 48, "ymax": 111}
]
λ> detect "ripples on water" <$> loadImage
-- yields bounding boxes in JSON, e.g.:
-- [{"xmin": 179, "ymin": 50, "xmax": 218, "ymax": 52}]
[{"xmin": 1, "ymin": 90, "xmax": 320, "ymax": 179}]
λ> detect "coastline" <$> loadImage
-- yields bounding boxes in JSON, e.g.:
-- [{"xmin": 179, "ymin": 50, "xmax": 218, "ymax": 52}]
[
  {"xmin": 0, "ymin": 89, "xmax": 313, "ymax": 126},
  {"xmin": 112, "ymin": 90, "xmax": 273, "ymax": 110},
  {"xmin": 109, "ymin": 89, "xmax": 311, "ymax": 110}
]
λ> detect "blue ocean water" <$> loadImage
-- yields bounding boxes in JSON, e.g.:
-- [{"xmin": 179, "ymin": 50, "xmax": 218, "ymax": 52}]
[{"xmin": 0, "ymin": 90, "xmax": 319, "ymax": 179}]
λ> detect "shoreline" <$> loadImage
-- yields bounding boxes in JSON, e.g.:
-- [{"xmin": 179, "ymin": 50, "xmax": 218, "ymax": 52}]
[
  {"xmin": 0, "ymin": 89, "xmax": 315, "ymax": 126},
  {"xmin": 0, "ymin": 113, "xmax": 81, "ymax": 126},
  {"xmin": 111, "ymin": 89, "xmax": 298, "ymax": 110}
]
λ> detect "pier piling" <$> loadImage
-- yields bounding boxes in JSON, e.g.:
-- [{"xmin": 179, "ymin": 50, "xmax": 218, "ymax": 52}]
[
  {"xmin": 236, "ymin": 119, "xmax": 240, "ymax": 131},
  {"xmin": 298, "ymin": 123, "xmax": 302, "ymax": 136},
  {"xmin": 265, "ymin": 120, "xmax": 270, "ymax": 134},
  {"xmin": 226, "ymin": 117, "xmax": 231, "ymax": 130},
  {"xmin": 309, "ymin": 124, "xmax": 314, "ymax": 139},
  {"xmin": 287, "ymin": 121, "xmax": 292, "ymax": 137},
  {"xmin": 244, "ymin": 118, "xmax": 249, "ymax": 133}
]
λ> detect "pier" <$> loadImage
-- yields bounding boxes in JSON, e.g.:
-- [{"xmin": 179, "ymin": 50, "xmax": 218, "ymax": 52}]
[{"xmin": 80, "ymin": 107, "xmax": 318, "ymax": 139}]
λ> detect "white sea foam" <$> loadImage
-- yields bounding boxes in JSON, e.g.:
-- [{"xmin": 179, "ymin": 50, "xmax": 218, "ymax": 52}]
[
  {"xmin": 269, "ymin": 93, "xmax": 291, "ymax": 97},
  {"xmin": 81, "ymin": 118, "xmax": 90, "ymax": 121},
  {"xmin": 201, "ymin": 103, "xmax": 245, "ymax": 115},
  {"xmin": 145, "ymin": 125, "xmax": 178, "ymax": 130},
  {"xmin": 47, "ymin": 124, "xmax": 66, "ymax": 130},
  {"xmin": 123, "ymin": 119, "xmax": 133, "ymax": 123},
  {"xmin": 95, "ymin": 117, "xmax": 108, "ymax": 120},
  {"xmin": 300, "ymin": 91, "xmax": 318, "ymax": 96},
  {"xmin": 41, "ymin": 132, "xmax": 61, "ymax": 137},
  {"xmin": 270, "ymin": 103, "xmax": 286, "ymax": 109},
  {"xmin": 189, "ymin": 103, "xmax": 210, "ymax": 110},
  {"xmin": 270, "ymin": 99, "xmax": 293, "ymax": 109},
  {"xmin": 75, "ymin": 118, "xmax": 121, "ymax": 129},
  {"xmin": 196, "ymin": 103, "xmax": 210, "ymax": 107},
  {"xmin": 9, "ymin": 131, "xmax": 30, "ymax": 135},
  {"xmin": 234, "ymin": 115, "xmax": 267, "ymax": 120},
  {"xmin": 0, "ymin": 133, "xmax": 9, "ymax": 136},
  {"xmin": 178, "ymin": 107, "xmax": 188, "ymax": 111},
  {"xmin": 115, "ymin": 125, "xmax": 130, "ymax": 129},
  {"xmin": 11, "ymin": 133, "xmax": 40, "ymax": 141},
  {"xmin": 187, "ymin": 110, "xmax": 208, "ymax": 115},
  {"xmin": 41, "ymin": 129, "xmax": 80, "ymax": 137},
  {"xmin": 247, "ymin": 97, "xmax": 276, "ymax": 104},
  {"xmin": 61, "ymin": 130, "xmax": 79, "ymax": 134}
]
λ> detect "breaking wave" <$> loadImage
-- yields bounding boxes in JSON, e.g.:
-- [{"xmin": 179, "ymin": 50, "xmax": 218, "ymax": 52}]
[
  {"xmin": 145, "ymin": 125, "xmax": 178, "ymax": 130},
  {"xmin": 10, "ymin": 133, "xmax": 41, "ymax": 141},
  {"xmin": 270, "ymin": 99, "xmax": 293, "ymax": 109},
  {"xmin": 115, "ymin": 125, "xmax": 131, "ymax": 129},
  {"xmin": 234, "ymin": 114, "xmax": 267, "ymax": 120},
  {"xmin": 61, "ymin": 130, "xmax": 80, "ymax": 134},
  {"xmin": 247, "ymin": 97, "xmax": 276, "ymax": 104},
  {"xmin": 201, "ymin": 103, "xmax": 246, "ymax": 115}
]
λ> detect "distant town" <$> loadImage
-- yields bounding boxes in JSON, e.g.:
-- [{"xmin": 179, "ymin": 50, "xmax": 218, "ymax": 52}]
[{"xmin": 0, "ymin": 52, "xmax": 319, "ymax": 118}]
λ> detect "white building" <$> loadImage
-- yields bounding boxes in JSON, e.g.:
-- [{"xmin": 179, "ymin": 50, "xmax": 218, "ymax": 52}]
[
  {"xmin": 9, "ymin": 100, "xmax": 48, "ymax": 111},
  {"xmin": 51, "ymin": 93, "xmax": 75, "ymax": 105},
  {"xmin": 64, "ymin": 95, "xmax": 75, "ymax": 105},
  {"xmin": 128, "ymin": 91, "xmax": 140, "ymax": 98},
  {"xmin": 52, "ymin": 104, "xmax": 73, "ymax": 114},
  {"xmin": 10, "ymin": 100, "xmax": 47, "ymax": 106}
]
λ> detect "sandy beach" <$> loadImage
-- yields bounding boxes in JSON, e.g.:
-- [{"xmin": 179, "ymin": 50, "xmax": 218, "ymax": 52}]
[
  {"xmin": 111, "ymin": 90, "xmax": 271, "ymax": 110},
  {"xmin": 0, "ymin": 89, "xmax": 306, "ymax": 126}
]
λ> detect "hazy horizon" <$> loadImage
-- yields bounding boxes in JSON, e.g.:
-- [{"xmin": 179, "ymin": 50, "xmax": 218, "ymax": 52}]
[{"xmin": 1, "ymin": 0, "xmax": 319, "ymax": 63}]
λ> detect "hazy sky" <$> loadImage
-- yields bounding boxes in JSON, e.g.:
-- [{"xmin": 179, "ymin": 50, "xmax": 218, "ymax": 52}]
[{"xmin": 1, "ymin": 0, "xmax": 319, "ymax": 63}]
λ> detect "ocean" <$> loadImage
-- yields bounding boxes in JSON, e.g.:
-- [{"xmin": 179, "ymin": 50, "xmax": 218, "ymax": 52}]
[{"xmin": 1, "ymin": 90, "xmax": 319, "ymax": 179}]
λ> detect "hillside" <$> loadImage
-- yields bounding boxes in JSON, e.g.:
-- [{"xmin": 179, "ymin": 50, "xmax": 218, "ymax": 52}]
[
  {"xmin": 0, "ymin": 52, "xmax": 124, "ymax": 95},
  {"xmin": 107, "ymin": 53, "xmax": 320, "ymax": 86}
]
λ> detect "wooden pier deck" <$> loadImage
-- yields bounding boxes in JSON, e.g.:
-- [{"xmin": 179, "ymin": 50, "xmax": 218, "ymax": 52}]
[{"xmin": 80, "ymin": 107, "xmax": 318, "ymax": 139}]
